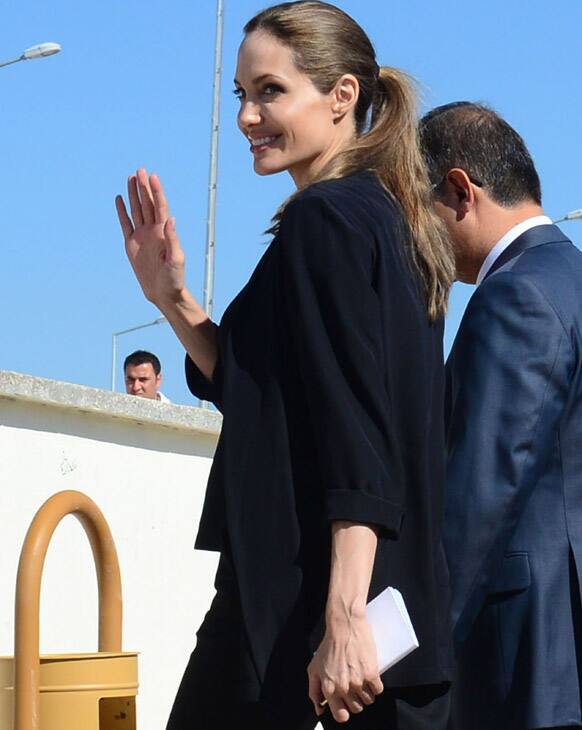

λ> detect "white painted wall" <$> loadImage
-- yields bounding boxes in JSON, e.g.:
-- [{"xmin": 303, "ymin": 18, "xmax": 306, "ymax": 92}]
[
  {"xmin": 0, "ymin": 371, "xmax": 325, "ymax": 730},
  {"xmin": 0, "ymin": 372, "xmax": 221, "ymax": 730}
]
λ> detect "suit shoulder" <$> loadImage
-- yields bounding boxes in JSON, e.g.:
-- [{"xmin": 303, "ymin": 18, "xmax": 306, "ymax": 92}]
[
  {"xmin": 471, "ymin": 269, "xmax": 569, "ymax": 337},
  {"xmin": 501, "ymin": 242, "xmax": 582, "ymax": 327},
  {"xmin": 512, "ymin": 240, "xmax": 582, "ymax": 278}
]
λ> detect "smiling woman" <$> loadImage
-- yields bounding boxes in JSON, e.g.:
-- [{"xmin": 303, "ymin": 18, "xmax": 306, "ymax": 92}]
[
  {"xmin": 234, "ymin": 31, "xmax": 358, "ymax": 187},
  {"xmin": 115, "ymin": 2, "xmax": 454, "ymax": 729}
]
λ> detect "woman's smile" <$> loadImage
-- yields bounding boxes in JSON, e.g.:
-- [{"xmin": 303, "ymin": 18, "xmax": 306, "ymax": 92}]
[{"xmin": 248, "ymin": 133, "xmax": 282, "ymax": 154}]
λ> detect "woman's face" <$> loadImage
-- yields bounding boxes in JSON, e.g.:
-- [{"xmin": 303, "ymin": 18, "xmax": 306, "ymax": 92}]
[{"xmin": 235, "ymin": 31, "xmax": 349, "ymax": 188}]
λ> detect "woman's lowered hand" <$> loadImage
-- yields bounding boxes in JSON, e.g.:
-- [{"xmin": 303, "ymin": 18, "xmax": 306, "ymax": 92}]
[
  {"xmin": 307, "ymin": 521, "xmax": 383, "ymax": 723},
  {"xmin": 308, "ymin": 608, "xmax": 383, "ymax": 723}
]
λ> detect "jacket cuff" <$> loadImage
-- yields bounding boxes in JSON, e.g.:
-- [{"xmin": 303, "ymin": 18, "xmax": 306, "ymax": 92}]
[
  {"xmin": 324, "ymin": 489, "xmax": 404, "ymax": 538},
  {"xmin": 184, "ymin": 353, "xmax": 222, "ymax": 407}
]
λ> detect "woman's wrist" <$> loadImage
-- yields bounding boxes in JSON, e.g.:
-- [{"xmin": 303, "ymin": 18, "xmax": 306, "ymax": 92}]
[
  {"xmin": 325, "ymin": 595, "xmax": 367, "ymax": 627},
  {"xmin": 325, "ymin": 521, "xmax": 378, "ymax": 631},
  {"xmin": 157, "ymin": 289, "xmax": 211, "ymax": 328},
  {"xmin": 154, "ymin": 287, "xmax": 192, "ymax": 309}
]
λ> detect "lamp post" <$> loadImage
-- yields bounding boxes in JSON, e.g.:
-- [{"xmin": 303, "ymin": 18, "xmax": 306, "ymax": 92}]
[
  {"xmin": 110, "ymin": 316, "xmax": 167, "ymax": 392},
  {"xmin": 202, "ymin": 0, "xmax": 225, "ymax": 321},
  {"xmin": 0, "ymin": 43, "xmax": 61, "ymax": 69},
  {"xmin": 198, "ymin": 0, "xmax": 225, "ymax": 410},
  {"xmin": 553, "ymin": 209, "xmax": 582, "ymax": 224}
]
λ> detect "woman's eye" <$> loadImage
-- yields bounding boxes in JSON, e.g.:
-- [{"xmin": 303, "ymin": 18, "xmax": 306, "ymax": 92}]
[
  {"xmin": 261, "ymin": 84, "xmax": 283, "ymax": 98},
  {"xmin": 233, "ymin": 84, "xmax": 282, "ymax": 102}
]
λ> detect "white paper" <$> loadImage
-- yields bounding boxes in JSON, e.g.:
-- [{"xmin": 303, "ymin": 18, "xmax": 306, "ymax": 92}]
[{"xmin": 366, "ymin": 586, "xmax": 419, "ymax": 674}]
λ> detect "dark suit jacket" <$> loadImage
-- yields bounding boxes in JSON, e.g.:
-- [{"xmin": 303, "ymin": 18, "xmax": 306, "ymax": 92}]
[
  {"xmin": 445, "ymin": 224, "xmax": 582, "ymax": 729},
  {"xmin": 186, "ymin": 171, "xmax": 452, "ymax": 714}
]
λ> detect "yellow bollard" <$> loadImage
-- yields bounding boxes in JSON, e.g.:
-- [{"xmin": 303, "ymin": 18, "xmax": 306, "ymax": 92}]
[{"xmin": 0, "ymin": 490, "xmax": 138, "ymax": 730}]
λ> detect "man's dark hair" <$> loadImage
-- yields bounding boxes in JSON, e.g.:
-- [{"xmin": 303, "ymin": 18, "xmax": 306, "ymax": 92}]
[
  {"xmin": 419, "ymin": 102, "xmax": 542, "ymax": 207},
  {"xmin": 123, "ymin": 350, "xmax": 161, "ymax": 376}
]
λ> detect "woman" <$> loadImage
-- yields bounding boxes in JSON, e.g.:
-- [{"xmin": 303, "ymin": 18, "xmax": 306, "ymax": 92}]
[{"xmin": 116, "ymin": 2, "xmax": 454, "ymax": 728}]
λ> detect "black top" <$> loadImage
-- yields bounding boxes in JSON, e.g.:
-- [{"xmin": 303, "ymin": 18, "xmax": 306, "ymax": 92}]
[{"xmin": 186, "ymin": 171, "xmax": 452, "ymax": 709}]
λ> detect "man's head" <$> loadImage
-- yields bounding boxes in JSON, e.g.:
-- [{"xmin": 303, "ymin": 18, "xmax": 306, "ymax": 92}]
[
  {"xmin": 420, "ymin": 102, "xmax": 543, "ymax": 283},
  {"xmin": 123, "ymin": 350, "xmax": 162, "ymax": 400}
]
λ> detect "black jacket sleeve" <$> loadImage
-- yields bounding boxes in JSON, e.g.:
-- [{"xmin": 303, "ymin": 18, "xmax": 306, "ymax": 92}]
[
  {"xmin": 184, "ymin": 353, "xmax": 223, "ymax": 411},
  {"xmin": 277, "ymin": 193, "xmax": 404, "ymax": 538}
]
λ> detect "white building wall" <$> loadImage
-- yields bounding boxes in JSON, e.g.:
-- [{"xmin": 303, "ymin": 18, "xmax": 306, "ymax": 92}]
[{"xmin": 0, "ymin": 371, "xmax": 221, "ymax": 730}]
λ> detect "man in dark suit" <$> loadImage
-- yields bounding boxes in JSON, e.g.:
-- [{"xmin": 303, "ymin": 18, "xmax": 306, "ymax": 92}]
[{"xmin": 420, "ymin": 102, "xmax": 582, "ymax": 729}]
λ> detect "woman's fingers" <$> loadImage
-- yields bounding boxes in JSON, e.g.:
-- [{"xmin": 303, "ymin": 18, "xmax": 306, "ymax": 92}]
[
  {"xmin": 151, "ymin": 173, "xmax": 169, "ymax": 224},
  {"xmin": 322, "ymin": 676, "xmax": 382, "ymax": 720},
  {"xmin": 164, "ymin": 217, "xmax": 183, "ymax": 263},
  {"xmin": 368, "ymin": 674, "xmax": 384, "ymax": 696},
  {"xmin": 327, "ymin": 695, "xmax": 350, "ymax": 724},
  {"xmin": 125, "ymin": 169, "xmax": 169, "ymax": 229},
  {"xmin": 115, "ymin": 195, "xmax": 134, "ymax": 240},
  {"xmin": 137, "ymin": 167, "xmax": 155, "ymax": 224},
  {"xmin": 308, "ymin": 668, "xmax": 325, "ymax": 716},
  {"xmin": 354, "ymin": 675, "xmax": 383, "ymax": 708},
  {"xmin": 320, "ymin": 678, "xmax": 353, "ymax": 723},
  {"xmin": 356, "ymin": 684, "xmax": 376, "ymax": 706},
  {"xmin": 344, "ymin": 692, "xmax": 364, "ymax": 714},
  {"xmin": 128, "ymin": 175, "xmax": 144, "ymax": 227}
]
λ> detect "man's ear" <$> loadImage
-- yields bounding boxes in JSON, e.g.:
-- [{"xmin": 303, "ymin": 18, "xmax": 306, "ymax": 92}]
[
  {"xmin": 432, "ymin": 169, "xmax": 476, "ymax": 223},
  {"xmin": 331, "ymin": 74, "xmax": 359, "ymax": 120},
  {"xmin": 445, "ymin": 167, "xmax": 475, "ymax": 212}
]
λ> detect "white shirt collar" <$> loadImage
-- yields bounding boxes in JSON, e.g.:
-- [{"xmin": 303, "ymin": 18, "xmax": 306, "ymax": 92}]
[{"xmin": 476, "ymin": 215, "xmax": 553, "ymax": 286}]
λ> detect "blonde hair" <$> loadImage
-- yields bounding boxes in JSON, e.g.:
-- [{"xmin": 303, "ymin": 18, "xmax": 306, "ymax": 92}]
[{"xmin": 244, "ymin": 1, "xmax": 455, "ymax": 320}]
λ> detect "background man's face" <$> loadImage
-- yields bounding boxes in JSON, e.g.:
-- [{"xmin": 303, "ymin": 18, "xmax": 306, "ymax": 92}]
[{"xmin": 124, "ymin": 363, "xmax": 161, "ymax": 399}]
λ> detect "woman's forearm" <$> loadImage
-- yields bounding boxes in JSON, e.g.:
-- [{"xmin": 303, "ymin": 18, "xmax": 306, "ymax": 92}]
[
  {"xmin": 158, "ymin": 288, "xmax": 218, "ymax": 382},
  {"xmin": 326, "ymin": 521, "xmax": 378, "ymax": 628},
  {"xmin": 308, "ymin": 520, "xmax": 382, "ymax": 720}
]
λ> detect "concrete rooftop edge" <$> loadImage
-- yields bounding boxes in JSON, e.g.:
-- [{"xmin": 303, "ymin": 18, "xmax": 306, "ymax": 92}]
[{"xmin": 0, "ymin": 370, "xmax": 222, "ymax": 436}]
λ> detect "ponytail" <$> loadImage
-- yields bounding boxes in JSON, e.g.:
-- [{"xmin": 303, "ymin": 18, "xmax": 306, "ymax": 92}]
[{"xmin": 364, "ymin": 67, "xmax": 455, "ymax": 320}]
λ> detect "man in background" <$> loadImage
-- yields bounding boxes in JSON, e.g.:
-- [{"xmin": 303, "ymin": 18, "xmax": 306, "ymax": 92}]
[
  {"xmin": 124, "ymin": 350, "xmax": 170, "ymax": 403},
  {"xmin": 420, "ymin": 102, "xmax": 582, "ymax": 729}
]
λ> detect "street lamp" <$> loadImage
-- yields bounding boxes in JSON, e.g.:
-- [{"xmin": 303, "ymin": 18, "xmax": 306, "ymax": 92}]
[
  {"xmin": 0, "ymin": 43, "xmax": 62, "ymax": 69},
  {"xmin": 110, "ymin": 316, "xmax": 167, "ymax": 392},
  {"xmin": 198, "ymin": 0, "xmax": 225, "ymax": 410},
  {"xmin": 202, "ymin": 0, "xmax": 225, "ymax": 321},
  {"xmin": 553, "ymin": 209, "xmax": 582, "ymax": 224}
]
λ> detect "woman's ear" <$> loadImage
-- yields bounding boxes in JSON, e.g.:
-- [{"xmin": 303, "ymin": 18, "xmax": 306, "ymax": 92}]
[{"xmin": 331, "ymin": 74, "xmax": 359, "ymax": 120}]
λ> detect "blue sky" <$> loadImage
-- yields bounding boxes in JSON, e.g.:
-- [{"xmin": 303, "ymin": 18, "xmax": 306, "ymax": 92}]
[{"xmin": 2, "ymin": 0, "xmax": 582, "ymax": 404}]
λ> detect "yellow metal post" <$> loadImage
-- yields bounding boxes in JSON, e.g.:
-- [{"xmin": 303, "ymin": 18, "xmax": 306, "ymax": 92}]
[{"xmin": 2, "ymin": 490, "xmax": 138, "ymax": 730}]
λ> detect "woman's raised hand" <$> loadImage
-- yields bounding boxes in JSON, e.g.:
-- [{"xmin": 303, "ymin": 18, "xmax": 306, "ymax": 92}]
[
  {"xmin": 116, "ymin": 168, "xmax": 218, "ymax": 381},
  {"xmin": 115, "ymin": 168, "xmax": 185, "ymax": 307}
]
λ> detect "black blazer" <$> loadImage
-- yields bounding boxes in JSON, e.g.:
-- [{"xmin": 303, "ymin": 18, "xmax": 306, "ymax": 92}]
[{"xmin": 186, "ymin": 171, "xmax": 452, "ymax": 708}]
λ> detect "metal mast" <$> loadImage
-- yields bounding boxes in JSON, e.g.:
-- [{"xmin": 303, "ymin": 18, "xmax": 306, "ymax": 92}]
[{"xmin": 202, "ymin": 0, "xmax": 225, "ymax": 319}]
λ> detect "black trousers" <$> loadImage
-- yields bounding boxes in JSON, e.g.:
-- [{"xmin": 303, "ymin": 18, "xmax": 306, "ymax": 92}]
[
  {"xmin": 166, "ymin": 554, "xmax": 450, "ymax": 729},
  {"xmin": 166, "ymin": 639, "xmax": 450, "ymax": 729}
]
